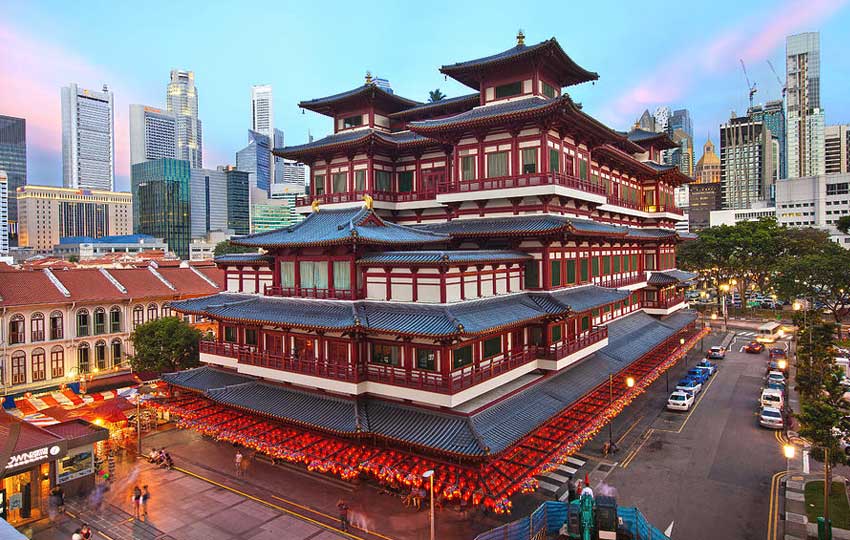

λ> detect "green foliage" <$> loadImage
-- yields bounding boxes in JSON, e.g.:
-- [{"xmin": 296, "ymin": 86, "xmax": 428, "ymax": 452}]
[
  {"xmin": 213, "ymin": 241, "xmax": 257, "ymax": 257},
  {"xmin": 804, "ymin": 481, "xmax": 850, "ymax": 528},
  {"xmin": 68, "ymin": 255, "xmax": 79, "ymax": 263},
  {"xmin": 129, "ymin": 317, "xmax": 202, "ymax": 373},
  {"xmin": 428, "ymin": 89, "xmax": 446, "ymax": 102},
  {"xmin": 774, "ymin": 242, "xmax": 850, "ymax": 325},
  {"xmin": 837, "ymin": 215, "xmax": 850, "ymax": 235}
]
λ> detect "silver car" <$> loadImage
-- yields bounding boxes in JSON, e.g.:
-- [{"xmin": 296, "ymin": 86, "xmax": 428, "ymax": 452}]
[{"xmin": 759, "ymin": 406, "xmax": 784, "ymax": 429}]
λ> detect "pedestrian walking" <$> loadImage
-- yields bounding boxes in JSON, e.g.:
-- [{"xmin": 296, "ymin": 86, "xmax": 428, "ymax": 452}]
[
  {"xmin": 337, "ymin": 499, "xmax": 350, "ymax": 532},
  {"xmin": 72, "ymin": 529, "xmax": 83, "ymax": 540},
  {"xmin": 234, "ymin": 449, "xmax": 243, "ymax": 477},
  {"xmin": 80, "ymin": 524, "xmax": 92, "ymax": 540},
  {"xmin": 132, "ymin": 485, "xmax": 142, "ymax": 519},
  {"xmin": 141, "ymin": 485, "xmax": 150, "ymax": 519},
  {"xmin": 567, "ymin": 478, "xmax": 577, "ymax": 502}
]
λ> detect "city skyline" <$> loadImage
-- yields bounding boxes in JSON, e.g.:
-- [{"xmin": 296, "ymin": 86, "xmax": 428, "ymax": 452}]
[{"xmin": 2, "ymin": 0, "xmax": 849, "ymax": 192}]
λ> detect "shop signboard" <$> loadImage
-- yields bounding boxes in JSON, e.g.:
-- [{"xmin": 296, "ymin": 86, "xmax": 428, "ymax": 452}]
[
  {"xmin": 5, "ymin": 442, "xmax": 67, "ymax": 474},
  {"xmin": 57, "ymin": 448, "xmax": 94, "ymax": 484}
]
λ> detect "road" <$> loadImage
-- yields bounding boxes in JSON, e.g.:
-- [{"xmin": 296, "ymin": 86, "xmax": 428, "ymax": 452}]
[{"xmin": 602, "ymin": 332, "xmax": 788, "ymax": 540}]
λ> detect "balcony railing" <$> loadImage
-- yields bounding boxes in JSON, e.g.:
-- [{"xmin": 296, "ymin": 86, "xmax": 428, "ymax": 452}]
[
  {"xmin": 30, "ymin": 330, "xmax": 45, "ymax": 342},
  {"xmin": 605, "ymin": 196, "xmax": 644, "ymax": 210},
  {"xmin": 200, "ymin": 340, "xmax": 541, "ymax": 395},
  {"xmin": 597, "ymin": 274, "xmax": 646, "ymax": 289},
  {"xmin": 644, "ymin": 204, "xmax": 684, "ymax": 216},
  {"xmin": 265, "ymin": 285, "xmax": 356, "ymax": 300},
  {"xmin": 438, "ymin": 171, "xmax": 607, "ymax": 197},
  {"xmin": 8, "ymin": 332, "xmax": 25, "ymax": 345},
  {"xmin": 296, "ymin": 190, "xmax": 437, "ymax": 207},
  {"xmin": 538, "ymin": 326, "xmax": 608, "ymax": 361},
  {"xmin": 643, "ymin": 294, "xmax": 686, "ymax": 309}
]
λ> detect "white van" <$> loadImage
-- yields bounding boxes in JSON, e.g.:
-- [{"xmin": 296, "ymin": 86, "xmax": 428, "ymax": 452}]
[
  {"xmin": 760, "ymin": 387, "xmax": 784, "ymax": 409},
  {"xmin": 756, "ymin": 322, "xmax": 783, "ymax": 343}
]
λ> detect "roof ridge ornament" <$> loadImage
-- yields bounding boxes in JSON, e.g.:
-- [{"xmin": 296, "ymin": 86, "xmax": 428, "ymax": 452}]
[
  {"xmin": 311, "ymin": 199, "xmax": 320, "ymax": 213},
  {"xmin": 365, "ymin": 70, "xmax": 373, "ymax": 85},
  {"xmin": 516, "ymin": 29, "xmax": 525, "ymax": 46},
  {"xmin": 363, "ymin": 193, "xmax": 374, "ymax": 209}
]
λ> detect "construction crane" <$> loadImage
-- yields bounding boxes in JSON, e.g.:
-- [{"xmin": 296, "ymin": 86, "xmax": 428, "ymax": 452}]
[
  {"xmin": 740, "ymin": 59, "xmax": 758, "ymax": 108},
  {"xmin": 767, "ymin": 60, "xmax": 787, "ymax": 99}
]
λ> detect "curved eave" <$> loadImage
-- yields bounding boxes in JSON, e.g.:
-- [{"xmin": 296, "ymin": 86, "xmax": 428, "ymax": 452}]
[
  {"xmin": 211, "ymin": 313, "xmax": 357, "ymax": 334},
  {"xmin": 298, "ymin": 85, "xmax": 421, "ymax": 117},
  {"xmin": 355, "ymin": 257, "xmax": 532, "ymax": 268},
  {"xmin": 273, "ymin": 132, "xmax": 391, "ymax": 161},
  {"xmin": 388, "ymin": 94, "xmax": 481, "ymax": 121},
  {"xmin": 593, "ymin": 144, "xmax": 660, "ymax": 177}
]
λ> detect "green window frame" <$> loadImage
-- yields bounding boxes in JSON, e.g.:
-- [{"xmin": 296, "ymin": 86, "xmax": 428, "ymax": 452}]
[
  {"xmin": 581, "ymin": 316, "xmax": 590, "ymax": 331},
  {"xmin": 224, "ymin": 326, "xmax": 236, "ymax": 343},
  {"xmin": 579, "ymin": 159, "xmax": 588, "ymax": 180},
  {"xmin": 579, "ymin": 258, "xmax": 589, "ymax": 282},
  {"xmin": 566, "ymin": 260, "xmax": 576, "ymax": 284},
  {"xmin": 416, "ymin": 348, "xmax": 436, "ymax": 371},
  {"xmin": 453, "ymin": 345, "xmax": 473, "ymax": 369},
  {"xmin": 494, "ymin": 81, "xmax": 522, "ymax": 99},
  {"xmin": 631, "ymin": 292, "xmax": 639, "ymax": 304},
  {"xmin": 313, "ymin": 174, "xmax": 325, "ymax": 196},
  {"xmin": 613, "ymin": 255, "xmax": 621, "ymax": 273},
  {"xmin": 542, "ymin": 81, "xmax": 557, "ymax": 98},
  {"xmin": 631, "ymin": 254, "xmax": 638, "ymax": 271},
  {"xmin": 592, "ymin": 309, "xmax": 600, "ymax": 319},
  {"xmin": 245, "ymin": 329, "xmax": 258, "ymax": 346},
  {"xmin": 525, "ymin": 260, "xmax": 539, "ymax": 288},
  {"xmin": 482, "ymin": 336, "xmax": 502, "ymax": 359},
  {"xmin": 551, "ymin": 325, "xmax": 562, "ymax": 342},
  {"xmin": 374, "ymin": 170, "xmax": 392, "ymax": 191},
  {"xmin": 461, "ymin": 155, "xmax": 476, "ymax": 181},
  {"xmin": 549, "ymin": 148, "xmax": 560, "ymax": 173},
  {"xmin": 398, "ymin": 171, "xmax": 414, "ymax": 193},
  {"xmin": 550, "ymin": 259, "xmax": 562, "ymax": 287},
  {"xmin": 521, "ymin": 148, "xmax": 537, "ymax": 174},
  {"xmin": 591, "ymin": 257, "xmax": 600, "ymax": 277},
  {"xmin": 602, "ymin": 256, "xmax": 611, "ymax": 275},
  {"xmin": 343, "ymin": 114, "xmax": 363, "ymax": 129},
  {"xmin": 354, "ymin": 170, "xmax": 366, "ymax": 191}
]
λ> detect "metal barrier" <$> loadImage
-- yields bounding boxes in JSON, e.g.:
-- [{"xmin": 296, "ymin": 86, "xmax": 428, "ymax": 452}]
[{"xmin": 473, "ymin": 501, "xmax": 668, "ymax": 540}]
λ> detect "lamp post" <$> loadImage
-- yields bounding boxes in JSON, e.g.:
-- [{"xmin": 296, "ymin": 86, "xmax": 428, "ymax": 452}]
[
  {"xmin": 719, "ymin": 284, "xmax": 730, "ymax": 332},
  {"xmin": 422, "ymin": 470, "xmax": 435, "ymax": 540},
  {"xmin": 136, "ymin": 384, "xmax": 154, "ymax": 456},
  {"xmin": 784, "ymin": 444, "xmax": 795, "ymax": 479}
]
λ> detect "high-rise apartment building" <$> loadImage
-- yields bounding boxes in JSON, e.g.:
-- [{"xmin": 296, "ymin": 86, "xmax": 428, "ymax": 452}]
[
  {"xmin": 0, "ymin": 171, "xmax": 8, "ymax": 255},
  {"xmin": 749, "ymin": 101, "xmax": 786, "ymax": 180},
  {"xmin": 669, "ymin": 128, "xmax": 694, "ymax": 177},
  {"xmin": 225, "ymin": 168, "xmax": 250, "ymax": 236},
  {"xmin": 695, "ymin": 139, "xmax": 721, "ymax": 184},
  {"xmin": 720, "ymin": 113, "xmax": 774, "ymax": 210},
  {"xmin": 653, "ymin": 106, "xmax": 670, "ymax": 133},
  {"xmin": 236, "ymin": 130, "xmax": 271, "ymax": 193},
  {"xmin": 786, "ymin": 32, "xmax": 825, "ymax": 178},
  {"xmin": 167, "ymin": 70, "xmax": 203, "ymax": 168},
  {"xmin": 825, "ymin": 125, "xmax": 850, "ymax": 174},
  {"xmin": 0, "ymin": 115, "xmax": 26, "ymax": 246},
  {"xmin": 251, "ymin": 85, "xmax": 274, "ymax": 140},
  {"xmin": 189, "ymin": 167, "xmax": 229, "ymax": 238},
  {"xmin": 129, "ymin": 105, "xmax": 177, "ymax": 165},
  {"xmin": 131, "ymin": 158, "xmax": 192, "ymax": 259},
  {"xmin": 61, "ymin": 83, "xmax": 115, "ymax": 191},
  {"xmin": 669, "ymin": 109, "xmax": 693, "ymax": 139},
  {"xmin": 275, "ymin": 159, "xmax": 307, "ymax": 186},
  {"xmin": 16, "ymin": 185, "xmax": 132, "ymax": 253},
  {"xmin": 688, "ymin": 182, "xmax": 722, "ymax": 232}
]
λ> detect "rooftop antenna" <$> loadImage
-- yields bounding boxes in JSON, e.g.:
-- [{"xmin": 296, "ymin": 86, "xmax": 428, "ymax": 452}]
[
  {"xmin": 739, "ymin": 59, "xmax": 757, "ymax": 109},
  {"xmin": 766, "ymin": 60, "xmax": 787, "ymax": 99}
]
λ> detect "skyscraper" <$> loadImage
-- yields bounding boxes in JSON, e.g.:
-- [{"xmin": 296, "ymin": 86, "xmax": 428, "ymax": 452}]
[
  {"xmin": 236, "ymin": 130, "xmax": 271, "ymax": 193},
  {"xmin": 786, "ymin": 32, "xmax": 825, "ymax": 178},
  {"xmin": 669, "ymin": 109, "xmax": 693, "ymax": 139},
  {"xmin": 668, "ymin": 128, "xmax": 694, "ymax": 177},
  {"xmin": 0, "ymin": 115, "xmax": 26, "ymax": 246},
  {"xmin": 131, "ymin": 158, "xmax": 192, "ymax": 259},
  {"xmin": 720, "ymin": 113, "xmax": 774, "ymax": 210},
  {"xmin": 167, "ymin": 70, "xmax": 203, "ymax": 168},
  {"xmin": 225, "ymin": 168, "xmax": 250, "ymax": 235},
  {"xmin": 749, "ymin": 101, "xmax": 786, "ymax": 180},
  {"xmin": 129, "ymin": 105, "xmax": 177, "ymax": 165},
  {"xmin": 653, "ymin": 106, "xmax": 670, "ymax": 133},
  {"xmin": 0, "ymin": 171, "xmax": 8, "ymax": 256},
  {"xmin": 189, "ymin": 167, "xmax": 229, "ymax": 238},
  {"xmin": 825, "ymin": 125, "xmax": 849, "ymax": 174},
  {"xmin": 637, "ymin": 110, "xmax": 655, "ymax": 132},
  {"xmin": 251, "ymin": 85, "xmax": 274, "ymax": 140},
  {"xmin": 276, "ymin": 159, "xmax": 307, "ymax": 186},
  {"xmin": 272, "ymin": 128, "xmax": 285, "ymax": 184},
  {"xmin": 695, "ymin": 139, "xmax": 721, "ymax": 184},
  {"xmin": 61, "ymin": 83, "xmax": 115, "ymax": 191}
]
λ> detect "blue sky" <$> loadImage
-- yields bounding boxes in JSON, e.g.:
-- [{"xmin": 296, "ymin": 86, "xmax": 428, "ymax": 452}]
[{"xmin": 2, "ymin": 0, "xmax": 849, "ymax": 191}]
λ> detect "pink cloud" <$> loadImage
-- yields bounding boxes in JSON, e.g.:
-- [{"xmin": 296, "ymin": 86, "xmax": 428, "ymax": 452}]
[
  {"xmin": 0, "ymin": 25, "xmax": 153, "ymax": 180},
  {"xmin": 603, "ymin": 0, "xmax": 848, "ymax": 124}
]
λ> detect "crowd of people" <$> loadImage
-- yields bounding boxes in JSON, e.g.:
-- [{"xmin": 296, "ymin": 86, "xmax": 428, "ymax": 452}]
[{"xmin": 147, "ymin": 447, "xmax": 173, "ymax": 469}]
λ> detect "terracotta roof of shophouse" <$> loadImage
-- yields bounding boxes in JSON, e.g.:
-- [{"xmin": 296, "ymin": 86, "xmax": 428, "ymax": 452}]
[
  {"xmin": 156, "ymin": 267, "xmax": 223, "ymax": 295},
  {"xmin": 50, "ymin": 268, "xmax": 130, "ymax": 302},
  {"xmin": 105, "ymin": 268, "xmax": 177, "ymax": 298},
  {"xmin": 0, "ymin": 270, "xmax": 71, "ymax": 306},
  {"xmin": 1, "ymin": 410, "xmax": 64, "ymax": 454}
]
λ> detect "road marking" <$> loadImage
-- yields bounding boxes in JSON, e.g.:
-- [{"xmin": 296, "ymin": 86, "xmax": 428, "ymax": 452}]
[
  {"xmin": 766, "ymin": 470, "xmax": 787, "ymax": 540},
  {"xmin": 665, "ymin": 521, "xmax": 674, "ymax": 537},
  {"xmin": 544, "ymin": 471, "xmax": 571, "ymax": 483},
  {"xmin": 566, "ymin": 456, "xmax": 585, "ymax": 467},
  {"xmin": 557, "ymin": 464, "xmax": 578, "ymax": 475},
  {"xmin": 620, "ymin": 429, "xmax": 653, "ymax": 469},
  {"xmin": 655, "ymin": 370, "xmax": 719, "ymax": 434},
  {"xmin": 616, "ymin": 413, "xmax": 645, "ymax": 445},
  {"xmin": 173, "ymin": 466, "xmax": 392, "ymax": 540},
  {"xmin": 536, "ymin": 479, "xmax": 561, "ymax": 493}
]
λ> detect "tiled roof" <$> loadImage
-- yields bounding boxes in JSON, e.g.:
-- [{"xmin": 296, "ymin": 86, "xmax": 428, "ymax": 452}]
[
  {"xmin": 0, "ymin": 270, "xmax": 70, "ymax": 306},
  {"xmin": 626, "ymin": 227, "xmax": 678, "ymax": 239},
  {"xmin": 356, "ymin": 250, "xmax": 531, "ymax": 266},
  {"xmin": 648, "ymin": 269, "xmax": 696, "ymax": 286},
  {"xmin": 601, "ymin": 310, "xmax": 696, "ymax": 364},
  {"xmin": 374, "ymin": 130, "xmax": 433, "ymax": 146},
  {"xmin": 388, "ymin": 94, "xmax": 480, "ymax": 121},
  {"xmin": 440, "ymin": 38, "xmax": 599, "ymax": 89},
  {"xmin": 276, "ymin": 129, "xmax": 373, "ymax": 155},
  {"xmin": 231, "ymin": 207, "xmax": 449, "ymax": 248},
  {"xmin": 1, "ymin": 411, "xmax": 64, "ymax": 454},
  {"xmin": 161, "ymin": 366, "xmax": 255, "ymax": 392},
  {"xmin": 408, "ymin": 96, "xmax": 561, "ymax": 131},
  {"xmin": 643, "ymin": 160, "xmax": 677, "ymax": 172},
  {"xmin": 417, "ymin": 215, "xmax": 570, "ymax": 237},
  {"xmin": 213, "ymin": 253, "xmax": 272, "ymax": 265},
  {"xmin": 276, "ymin": 129, "xmax": 437, "ymax": 159},
  {"xmin": 105, "ymin": 268, "xmax": 174, "ymax": 298},
  {"xmin": 364, "ymin": 400, "xmax": 485, "ymax": 455},
  {"xmin": 569, "ymin": 219, "xmax": 627, "ymax": 236},
  {"xmin": 50, "ymin": 269, "xmax": 128, "ymax": 302},
  {"xmin": 532, "ymin": 285, "xmax": 630, "ymax": 314},
  {"xmin": 156, "ymin": 267, "xmax": 223, "ymax": 295},
  {"xmin": 298, "ymin": 84, "xmax": 420, "ymax": 115},
  {"xmin": 196, "ymin": 267, "xmax": 225, "ymax": 286}
]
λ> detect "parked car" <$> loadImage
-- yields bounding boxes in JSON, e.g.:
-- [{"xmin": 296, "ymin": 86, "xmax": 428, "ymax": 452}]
[
  {"xmin": 667, "ymin": 390, "xmax": 695, "ymax": 411},
  {"xmin": 766, "ymin": 380, "xmax": 787, "ymax": 393},
  {"xmin": 696, "ymin": 359, "xmax": 718, "ymax": 375},
  {"xmin": 769, "ymin": 348, "xmax": 787, "ymax": 359},
  {"xmin": 708, "ymin": 346, "xmax": 726, "ymax": 360},
  {"xmin": 767, "ymin": 359, "xmax": 788, "ymax": 373},
  {"xmin": 760, "ymin": 388, "xmax": 785, "ymax": 409},
  {"xmin": 759, "ymin": 406, "xmax": 785, "ymax": 429},
  {"xmin": 676, "ymin": 378, "xmax": 702, "ymax": 394},
  {"xmin": 766, "ymin": 370, "xmax": 786, "ymax": 385},
  {"xmin": 687, "ymin": 368, "xmax": 711, "ymax": 384},
  {"xmin": 743, "ymin": 341, "xmax": 765, "ymax": 354}
]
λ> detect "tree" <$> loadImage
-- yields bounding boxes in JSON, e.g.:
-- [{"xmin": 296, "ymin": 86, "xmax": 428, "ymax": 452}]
[
  {"xmin": 837, "ymin": 215, "xmax": 850, "ymax": 235},
  {"xmin": 794, "ymin": 315, "xmax": 841, "ymax": 399},
  {"xmin": 428, "ymin": 89, "xmax": 446, "ymax": 102},
  {"xmin": 213, "ymin": 241, "xmax": 257, "ymax": 257},
  {"xmin": 129, "ymin": 317, "xmax": 203, "ymax": 373},
  {"xmin": 774, "ymin": 242, "xmax": 850, "ymax": 327}
]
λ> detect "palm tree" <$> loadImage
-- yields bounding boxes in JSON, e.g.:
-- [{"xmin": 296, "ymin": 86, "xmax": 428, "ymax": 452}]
[{"xmin": 428, "ymin": 89, "xmax": 446, "ymax": 102}]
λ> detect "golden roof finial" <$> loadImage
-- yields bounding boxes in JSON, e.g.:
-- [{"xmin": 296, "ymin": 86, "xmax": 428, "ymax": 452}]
[
  {"xmin": 365, "ymin": 70, "xmax": 373, "ymax": 85},
  {"xmin": 363, "ymin": 193, "xmax": 374, "ymax": 210},
  {"xmin": 516, "ymin": 29, "xmax": 525, "ymax": 46},
  {"xmin": 311, "ymin": 199, "xmax": 320, "ymax": 213}
]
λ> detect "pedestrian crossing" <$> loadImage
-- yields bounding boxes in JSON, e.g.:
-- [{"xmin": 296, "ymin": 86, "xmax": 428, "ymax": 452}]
[
  {"xmin": 738, "ymin": 331, "xmax": 755, "ymax": 337},
  {"xmin": 534, "ymin": 455, "xmax": 586, "ymax": 500}
]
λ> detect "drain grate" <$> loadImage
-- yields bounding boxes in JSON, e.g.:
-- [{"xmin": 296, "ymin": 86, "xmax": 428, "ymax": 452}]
[{"xmin": 597, "ymin": 463, "xmax": 613, "ymax": 472}]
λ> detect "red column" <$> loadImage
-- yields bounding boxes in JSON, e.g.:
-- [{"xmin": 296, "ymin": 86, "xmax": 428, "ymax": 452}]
[
  {"xmin": 411, "ymin": 268, "xmax": 418, "ymax": 302},
  {"xmin": 439, "ymin": 268, "xmax": 447, "ymax": 303},
  {"xmin": 327, "ymin": 260, "xmax": 335, "ymax": 297},
  {"xmin": 492, "ymin": 267, "xmax": 497, "ymax": 296},
  {"xmin": 385, "ymin": 268, "xmax": 392, "ymax": 301},
  {"xmin": 294, "ymin": 259, "xmax": 301, "ymax": 294},
  {"xmin": 542, "ymin": 244, "xmax": 551, "ymax": 290},
  {"xmin": 459, "ymin": 267, "xmax": 466, "ymax": 300},
  {"xmin": 476, "ymin": 266, "xmax": 483, "ymax": 298}
]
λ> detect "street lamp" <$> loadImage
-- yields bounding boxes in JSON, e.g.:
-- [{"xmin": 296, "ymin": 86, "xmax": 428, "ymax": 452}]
[
  {"xmin": 626, "ymin": 377, "xmax": 635, "ymax": 389},
  {"xmin": 136, "ymin": 384, "xmax": 154, "ymax": 456},
  {"xmin": 422, "ymin": 470, "xmax": 435, "ymax": 540}
]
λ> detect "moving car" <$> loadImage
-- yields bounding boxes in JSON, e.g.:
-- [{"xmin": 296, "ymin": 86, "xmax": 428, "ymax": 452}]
[
  {"xmin": 676, "ymin": 378, "xmax": 702, "ymax": 394},
  {"xmin": 708, "ymin": 346, "xmax": 726, "ymax": 360},
  {"xmin": 759, "ymin": 406, "xmax": 785, "ymax": 429},
  {"xmin": 769, "ymin": 347, "xmax": 787, "ymax": 359},
  {"xmin": 760, "ymin": 388, "xmax": 784, "ymax": 409},
  {"xmin": 743, "ymin": 341, "xmax": 765, "ymax": 354},
  {"xmin": 667, "ymin": 391, "xmax": 695, "ymax": 411},
  {"xmin": 687, "ymin": 368, "xmax": 710, "ymax": 384},
  {"xmin": 696, "ymin": 359, "xmax": 718, "ymax": 375},
  {"xmin": 767, "ymin": 358, "xmax": 788, "ymax": 373}
]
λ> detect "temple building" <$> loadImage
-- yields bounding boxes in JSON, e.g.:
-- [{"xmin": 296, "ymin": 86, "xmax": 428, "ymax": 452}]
[{"xmin": 165, "ymin": 33, "xmax": 699, "ymax": 512}]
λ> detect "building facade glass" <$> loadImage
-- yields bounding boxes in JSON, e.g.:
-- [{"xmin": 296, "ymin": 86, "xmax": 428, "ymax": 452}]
[
  {"xmin": 0, "ymin": 115, "xmax": 26, "ymax": 246},
  {"xmin": 131, "ymin": 158, "xmax": 191, "ymax": 259},
  {"xmin": 225, "ymin": 169, "xmax": 250, "ymax": 235},
  {"xmin": 236, "ymin": 130, "xmax": 271, "ymax": 193}
]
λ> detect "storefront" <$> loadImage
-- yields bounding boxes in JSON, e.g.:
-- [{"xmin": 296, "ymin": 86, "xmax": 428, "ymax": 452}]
[{"xmin": 47, "ymin": 420, "xmax": 109, "ymax": 497}]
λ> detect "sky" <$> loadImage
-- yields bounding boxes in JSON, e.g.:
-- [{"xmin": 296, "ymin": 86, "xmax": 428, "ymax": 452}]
[{"xmin": 2, "ymin": 0, "xmax": 850, "ymax": 192}]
